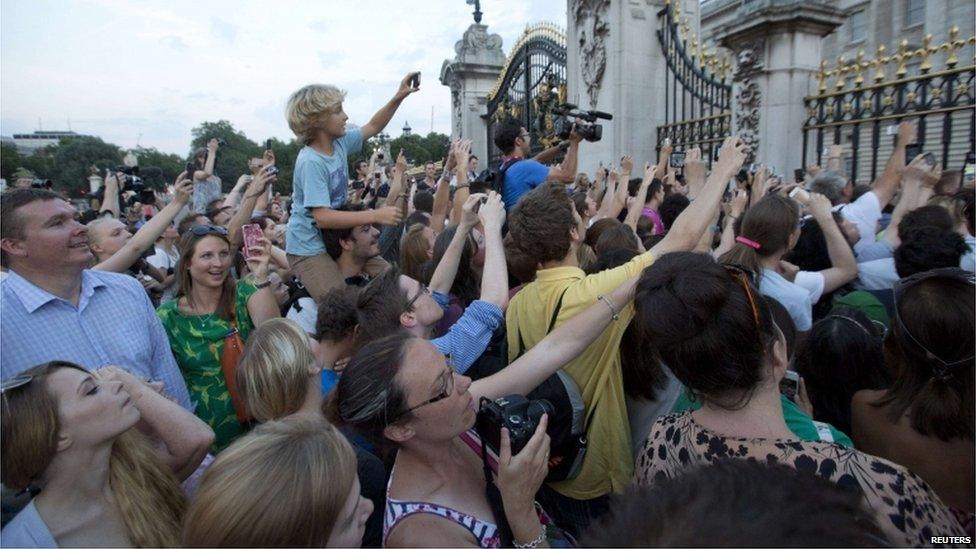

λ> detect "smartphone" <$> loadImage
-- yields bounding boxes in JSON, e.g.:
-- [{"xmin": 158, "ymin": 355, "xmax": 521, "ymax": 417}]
[
  {"xmin": 886, "ymin": 125, "xmax": 899, "ymax": 136},
  {"xmin": 789, "ymin": 186, "xmax": 810, "ymax": 204},
  {"xmin": 265, "ymin": 139, "xmax": 272, "ymax": 151},
  {"xmin": 185, "ymin": 162, "xmax": 195, "ymax": 181},
  {"xmin": 242, "ymin": 224, "xmax": 263, "ymax": 260},
  {"xmin": 669, "ymin": 151, "xmax": 686, "ymax": 169},
  {"xmin": 905, "ymin": 143, "xmax": 923, "ymax": 165},
  {"xmin": 410, "ymin": 72, "xmax": 421, "ymax": 89},
  {"xmin": 794, "ymin": 168, "xmax": 806, "ymax": 183},
  {"xmin": 352, "ymin": 180, "xmax": 365, "ymax": 190},
  {"xmin": 779, "ymin": 370, "xmax": 800, "ymax": 402}
]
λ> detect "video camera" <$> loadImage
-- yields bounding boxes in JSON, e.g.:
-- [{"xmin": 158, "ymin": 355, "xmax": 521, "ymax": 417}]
[
  {"xmin": 115, "ymin": 165, "xmax": 144, "ymax": 191},
  {"xmin": 553, "ymin": 103, "xmax": 613, "ymax": 143}
]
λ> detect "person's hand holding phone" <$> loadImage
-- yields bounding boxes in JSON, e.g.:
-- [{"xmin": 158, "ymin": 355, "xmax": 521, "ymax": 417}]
[
  {"xmin": 683, "ymin": 147, "xmax": 706, "ymax": 185},
  {"xmin": 461, "ymin": 193, "xmax": 485, "ymax": 229},
  {"xmin": 246, "ymin": 164, "xmax": 277, "ymax": 198},
  {"xmin": 172, "ymin": 174, "xmax": 194, "ymax": 205},
  {"xmin": 903, "ymin": 153, "xmax": 942, "ymax": 189},
  {"xmin": 397, "ymin": 71, "xmax": 421, "ymax": 100},
  {"xmin": 244, "ymin": 235, "xmax": 272, "ymax": 282}
]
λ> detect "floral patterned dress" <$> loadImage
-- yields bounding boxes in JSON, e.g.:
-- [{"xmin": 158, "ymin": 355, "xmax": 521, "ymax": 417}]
[
  {"xmin": 157, "ymin": 278, "xmax": 258, "ymax": 451},
  {"xmin": 635, "ymin": 412, "xmax": 966, "ymax": 547}
]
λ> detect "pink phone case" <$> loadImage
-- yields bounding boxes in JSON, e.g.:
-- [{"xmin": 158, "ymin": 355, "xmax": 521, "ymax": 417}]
[{"xmin": 242, "ymin": 224, "xmax": 262, "ymax": 259}]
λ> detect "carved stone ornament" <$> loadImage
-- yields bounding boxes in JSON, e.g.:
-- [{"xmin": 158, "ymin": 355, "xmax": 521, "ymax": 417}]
[
  {"xmin": 454, "ymin": 24, "xmax": 503, "ymax": 61},
  {"xmin": 572, "ymin": 0, "xmax": 610, "ymax": 109},
  {"xmin": 449, "ymin": 80, "xmax": 463, "ymax": 138},
  {"xmin": 732, "ymin": 39, "xmax": 765, "ymax": 162}
]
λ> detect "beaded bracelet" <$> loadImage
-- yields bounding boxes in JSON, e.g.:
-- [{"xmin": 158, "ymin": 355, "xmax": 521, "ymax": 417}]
[{"xmin": 513, "ymin": 526, "xmax": 546, "ymax": 549}]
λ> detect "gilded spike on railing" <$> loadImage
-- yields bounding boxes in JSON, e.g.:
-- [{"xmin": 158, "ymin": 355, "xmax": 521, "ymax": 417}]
[
  {"xmin": 944, "ymin": 26, "xmax": 962, "ymax": 68},
  {"xmin": 872, "ymin": 44, "xmax": 887, "ymax": 83},
  {"xmin": 917, "ymin": 34, "xmax": 934, "ymax": 73},
  {"xmin": 817, "ymin": 60, "xmax": 830, "ymax": 93},
  {"xmin": 680, "ymin": 19, "xmax": 689, "ymax": 39},
  {"xmin": 834, "ymin": 55, "xmax": 847, "ymax": 90},
  {"xmin": 895, "ymin": 39, "xmax": 910, "ymax": 77},
  {"xmin": 853, "ymin": 49, "xmax": 866, "ymax": 87}
]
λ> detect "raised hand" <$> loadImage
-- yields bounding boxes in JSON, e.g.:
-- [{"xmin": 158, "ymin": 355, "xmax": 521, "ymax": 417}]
[
  {"xmin": 172, "ymin": 173, "xmax": 194, "ymax": 204},
  {"xmin": 903, "ymin": 154, "xmax": 941, "ymax": 189},
  {"xmin": 897, "ymin": 120, "xmax": 918, "ymax": 146},
  {"xmin": 396, "ymin": 72, "xmax": 421, "ymax": 100},
  {"xmin": 207, "ymin": 138, "xmax": 220, "ymax": 152},
  {"xmin": 620, "ymin": 155, "xmax": 634, "ymax": 175},
  {"xmin": 714, "ymin": 136, "xmax": 748, "ymax": 176},
  {"xmin": 372, "ymin": 205, "xmax": 403, "ymax": 226},
  {"xmin": 477, "ymin": 191, "xmax": 506, "ymax": 232},
  {"xmin": 683, "ymin": 147, "xmax": 706, "ymax": 184},
  {"xmin": 460, "ymin": 193, "xmax": 485, "ymax": 229}
]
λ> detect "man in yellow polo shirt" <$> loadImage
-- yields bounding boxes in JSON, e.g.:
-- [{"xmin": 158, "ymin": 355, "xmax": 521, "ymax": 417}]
[{"xmin": 505, "ymin": 138, "xmax": 747, "ymax": 536}]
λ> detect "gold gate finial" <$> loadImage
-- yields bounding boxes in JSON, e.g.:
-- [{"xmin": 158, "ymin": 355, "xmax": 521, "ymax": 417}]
[
  {"xmin": 872, "ymin": 44, "xmax": 887, "ymax": 83},
  {"xmin": 944, "ymin": 26, "xmax": 962, "ymax": 68},
  {"xmin": 895, "ymin": 39, "xmax": 910, "ymax": 77},
  {"xmin": 834, "ymin": 55, "xmax": 847, "ymax": 90},
  {"xmin": 853, "ymin": 50, "xmax": 867, "ymax": 87},
  {"xmin": 916, "ymin": 34, "xmax": 934, "ymax": 73}
]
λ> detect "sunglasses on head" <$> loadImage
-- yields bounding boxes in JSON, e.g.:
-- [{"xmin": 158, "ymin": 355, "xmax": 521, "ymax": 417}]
[
  {"xmin": 892, "ymin": 267, "xmax": 975, "ymax": 374},
  {"xmin": 1, "ymin": 374, "xmax": 33, "ymax": 394},
  {"xmin": 189, "ymin": 225, "xmax": 228, "ymax": 237}
]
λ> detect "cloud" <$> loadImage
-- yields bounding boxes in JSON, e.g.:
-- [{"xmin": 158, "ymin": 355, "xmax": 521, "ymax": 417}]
[
  {"xmin": 160, "ymin": 35, "xmax": 188, "ymax": 51},
  {"xmin": 211, "ymin": 17, "xmax": 238, "ymax": 44}
]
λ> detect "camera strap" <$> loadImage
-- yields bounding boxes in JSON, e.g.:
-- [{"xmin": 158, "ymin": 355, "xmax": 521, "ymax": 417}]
[{"xmin": 477, "ymin": 429, "xmax": 515, "ymax": 547}]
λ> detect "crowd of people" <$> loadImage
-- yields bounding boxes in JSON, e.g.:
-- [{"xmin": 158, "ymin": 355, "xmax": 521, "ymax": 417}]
[{"xmin": 0, "ymin": 69, "xmax": 973, "ymax": 548}]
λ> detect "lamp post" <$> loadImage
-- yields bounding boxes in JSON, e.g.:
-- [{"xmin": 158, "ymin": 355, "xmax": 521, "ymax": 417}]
[{"xmin": 465, "ymin": 0, "xmax": 482, "ymax": 24}]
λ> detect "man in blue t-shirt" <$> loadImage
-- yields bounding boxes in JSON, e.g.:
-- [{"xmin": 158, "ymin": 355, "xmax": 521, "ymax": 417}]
[
  {"xmin": 285, "ymin": 73, "xmax": 418, "ymax": 299},
  {"xmin": 494, "ymin": 117, "xmax": 582, "ymax": 211}
]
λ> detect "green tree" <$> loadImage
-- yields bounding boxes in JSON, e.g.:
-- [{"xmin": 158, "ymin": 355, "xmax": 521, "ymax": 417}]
[
  {"xmin": 1, "ymin": 142, "xmax": 23, "ymax": 181},
  {"xmin": 190, "ymin": 121, "xmax": 261, "ymax": 191},
  {"xmin": 49, "ymin": 137, "xmax": 123, "ymax": 197}
]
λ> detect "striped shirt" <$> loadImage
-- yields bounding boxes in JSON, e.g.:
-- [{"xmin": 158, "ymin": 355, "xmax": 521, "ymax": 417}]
[{"xmin": 1, "ymin": 269, "xmax": 191, "ymax": 409}]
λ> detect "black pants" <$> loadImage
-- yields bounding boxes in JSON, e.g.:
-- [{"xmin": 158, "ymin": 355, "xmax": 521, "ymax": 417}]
[{"xmin": 536, "ymin": 484, "xmax": 611, "ymax": 541}]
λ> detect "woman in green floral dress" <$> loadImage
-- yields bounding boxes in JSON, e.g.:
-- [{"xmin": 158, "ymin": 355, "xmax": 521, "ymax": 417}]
[{"xmin": 158, "ymin": 225, "xmax": 280, "ymax": 451}]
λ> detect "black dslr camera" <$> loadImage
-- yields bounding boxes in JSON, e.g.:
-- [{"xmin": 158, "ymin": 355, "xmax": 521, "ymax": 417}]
[
  {"xmin": 553, "ymin": 103, "xmax": 613, "ymax": 143},
  {"xmin": 116, "ymin": 165, "xmax": 144, "ymax": 191},
  {"xmin": 476, "ymin": 395, "xmax": 553, "ymax": 455}
]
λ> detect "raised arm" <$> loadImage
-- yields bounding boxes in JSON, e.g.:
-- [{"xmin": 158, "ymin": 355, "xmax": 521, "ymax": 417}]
[
  {"xmin": 651, "ymin": 136, "xmax": 747, "ymax": 256},
  {"xmin": 625, "ymin": 163, "xmax": 654, "ymax": 231},
  {"xmin": 93, "ymin": 175, "xmax": 194, "ymax": 273},
  {"xmin": 194, "ymin": 139, "xmax": 218, "ymax": 181},
  {"xmin": 448, "ymin": 140, "xmax": 475, "ymax": 226},
  {"xmin": 95, "ymin": 366, "xmax": 213, "ymax": 481},
  {"xmin": 227, "ymin": 164, "xmax": 277, "ymax": 253},
  {"xmin": 595, "ymin": 168, "xmax": 625, "ymax": 221},
  {"xmin": 432, "ymin": 142, "xmax": 460, "ymax": 233},
  {"xmin": 244, "ymin": 237, "xmax": 281, "ymax": 327},
  {"xmin": 805, "ymin": 193, "xmax": 857, "ymax": 293},
  {"xmin": 682, "ymin": 147, "xmax": 708, "ymax": 200},
  {"xmin": 429, "ymin": 195, "xmax": 480, "ymax": 294},
  {"xmin": 360, "ymin": 72, "xmax": 419, "ymax": 139},
  {"xmin": 714, "ymin": 189, "xmax": 749, "ymax": 258},
  {"xmin": 655, "ymin": 141, "xmax": 673, "ymax": 182},
  {"xmin": 531, "ymin": 140, "xmax": 566, "ymax": 165},
  {"xmin": 884, "ymin": 155, "xmax": 941, "ymax": 248},
  {"xmin": 872, "ymin": 121, "xmax": 915, "ymax": 208},
  {"xmin": 546, "ymin": 131, "xmax": 582, "ymax": 184},
  {"xmin": 99, "ymin": 172, "xmax": 121, "ymax": 218},
  {"xmin": 472, "ymin": 275, "xmax": 637, "ymax": 401},
  {"xmin": 475, "ymin": 192, "xmax": 509, "ymax": 310}
]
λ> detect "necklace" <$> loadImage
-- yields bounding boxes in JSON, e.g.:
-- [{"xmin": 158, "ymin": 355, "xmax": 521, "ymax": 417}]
[{"xmin": 182, "ymin": 297, "xmax": 217, "ymax": 329}]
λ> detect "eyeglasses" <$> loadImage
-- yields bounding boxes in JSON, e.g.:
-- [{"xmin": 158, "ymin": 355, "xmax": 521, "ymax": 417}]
[
  {"xmin": 892, "ymin": 267, "xmax": 975, "ymax": 374},
  {"xmin": 1, "ymin": 374, "xmax": 33, "ymax": 394},
  {"xmin": 389, "ymin": 356, "xmax": 455, "ymax": 423},
  {"xmin": 404, "ymin": 282, "xmax": 430, "ymax": 311},
  {"xmin": 189, "ymin": 225, "xmax": 228, "ymax": 237}
]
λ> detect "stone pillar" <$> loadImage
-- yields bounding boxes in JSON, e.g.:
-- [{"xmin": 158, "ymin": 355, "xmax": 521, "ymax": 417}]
[
  {"xmin": 440, "ymin": 24, "xmax": 506, "ymax": 168},
  {"xmin": 566, "ymin": 0, "xmax": 700, "ymax": 174},
  {"xmin": 712, "ymin": 1, "xmax": 843, "ymax": 174}
]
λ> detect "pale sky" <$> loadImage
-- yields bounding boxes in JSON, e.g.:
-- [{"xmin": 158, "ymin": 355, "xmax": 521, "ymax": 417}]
[{"xmin": 1, "ymin": 0, "xmax": 565, "ymax": 156}]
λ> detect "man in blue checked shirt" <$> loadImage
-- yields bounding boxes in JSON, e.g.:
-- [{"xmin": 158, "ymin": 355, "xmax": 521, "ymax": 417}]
[
  {"xmin": 0, "ymin": 188, "xmax": 192, "ymax": 409},
  {"xmin": 354, "ymin": 192, "xmax": 510, "ymax": 374}
]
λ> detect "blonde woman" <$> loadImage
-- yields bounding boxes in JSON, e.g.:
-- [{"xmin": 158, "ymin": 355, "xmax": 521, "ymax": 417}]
[
  {"xmin": 1, "ymin": 361, "xmax": 213, "ymax": 547},
  {"xmin": 284, "ymin": 76, "xmax": 417, "ymax": 300},
  {"xmin": 236, "ymin": 317, "xmax": 386, "ymax": 546},
  {"xmin": 183, "ymin": 415, "xmax": 373, "ymax": 547}
]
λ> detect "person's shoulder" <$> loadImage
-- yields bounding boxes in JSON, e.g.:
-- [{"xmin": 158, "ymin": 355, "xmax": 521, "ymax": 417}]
[
  {"xmin": 87, "ymin": 270, "xmax": 143, "ymax": 293},
  {"xmin": 1, "ymin": 500, "xmax": 55, "ymax": 548}
]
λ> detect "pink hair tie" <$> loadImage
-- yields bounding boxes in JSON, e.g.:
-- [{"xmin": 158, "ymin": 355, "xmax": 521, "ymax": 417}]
[{"xmin": 735, "ymin": 236, "xmax": 761, "ymax": 250}]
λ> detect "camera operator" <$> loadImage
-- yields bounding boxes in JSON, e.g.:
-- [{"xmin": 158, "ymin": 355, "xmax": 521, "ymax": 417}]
[
  {"xmin": 493, "ymin": 116, "xmax": 582, "ymax": 211},
  {"xmin": 190, "ymin": 138, "xmax": 222, "ymax": 214}
]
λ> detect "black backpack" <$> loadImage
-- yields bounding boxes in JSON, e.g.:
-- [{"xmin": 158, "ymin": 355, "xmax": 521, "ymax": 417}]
[
  {"xmin": 472, "ymin": 158, "xmax": 522, "ymax": 196},
  {"xmin": 514, "ymin": 288, "xmax": 588, "ymax": 482}
]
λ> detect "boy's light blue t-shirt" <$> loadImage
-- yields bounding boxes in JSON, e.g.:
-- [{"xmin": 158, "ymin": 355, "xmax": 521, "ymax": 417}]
[
  {"xmin": 286, "ymin": 128, "xmax": 363, "ymax": 256},
  {"xmin": 501, "ymin": 159, "xmax": 550, "ymax": 211}
]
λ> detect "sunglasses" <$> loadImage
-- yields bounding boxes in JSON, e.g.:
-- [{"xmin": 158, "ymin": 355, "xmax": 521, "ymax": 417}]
[
  {"xmin": 892, "ymin": 267, "xmax": 975, "ymax": 373},
  {"xmin": 1, "ymin": 374, "xmax": 33, "ymax": 394},
  {"xmin": 189, "ymin": 225, "xmax": 228, "ymax": 237}
]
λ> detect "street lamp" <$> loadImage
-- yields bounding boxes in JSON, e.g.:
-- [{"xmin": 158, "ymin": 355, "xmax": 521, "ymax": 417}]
[{"xmin": 465, "ymin": 0, "xmax": 482, "ymax": 24}]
